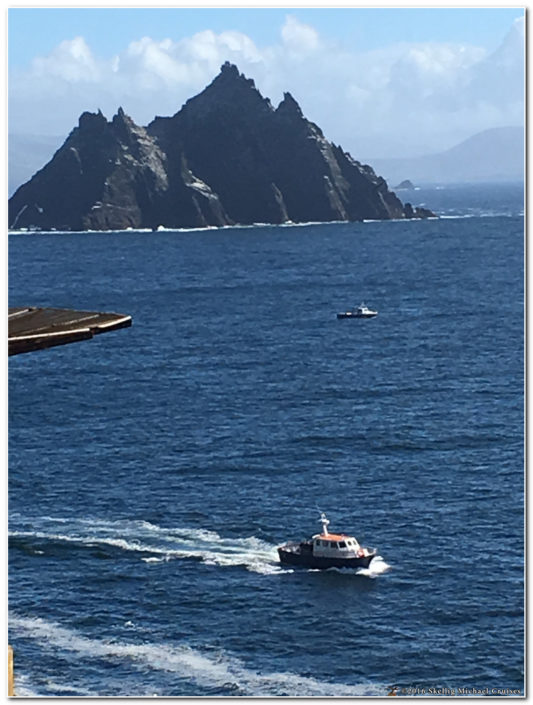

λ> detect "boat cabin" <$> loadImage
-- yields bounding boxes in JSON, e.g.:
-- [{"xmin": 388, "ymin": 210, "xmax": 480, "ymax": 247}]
[
  {"xmin": 311, "ymin": 513, "xmax": 365, "ymax": 558},
  {"xmin": 312, "ymin": 532, "xmax": 363, "ymax": 557},
  {"xmin": 355, "ymin": 303, "xmax": 376, "ymax": 315}
]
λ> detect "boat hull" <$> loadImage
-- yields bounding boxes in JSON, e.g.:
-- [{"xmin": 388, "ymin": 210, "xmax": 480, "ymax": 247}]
[
  {"xmin": 278, "ymin": 546, "xmax": 375, "ymax": 570},
  {"xmin": 337, "ymin": 312, "xmax": 377, "ymax": 319}
]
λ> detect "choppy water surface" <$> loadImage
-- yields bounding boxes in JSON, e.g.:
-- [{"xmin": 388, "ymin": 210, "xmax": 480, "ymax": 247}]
[{"xmin": 9, "ymin": 184, "xmax": 524, "ymax": 696}]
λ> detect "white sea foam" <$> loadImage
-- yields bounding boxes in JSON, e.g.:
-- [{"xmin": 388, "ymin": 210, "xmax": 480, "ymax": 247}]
[
  {"xmin": 9, "ymin": 517, "xmax": 284, "ymax": 574},
  {"xmin": 7, "ymin": 672, "xmax": 41, "ymax": 697},
  {"xmin": 309, "ymin": 556, "xmax": 391, "ymax": 578},
  {"xmin": 356, "ymin": 556, "xmax": 391, "ymax": 578},
  {"xmin": 9, "ymin": 530, "xmax": 164, "ymax": 555},
  {"xmin": 439, "ymin": 214, "xmax": 475, "ymax": 219},
  {"xmin": 9, "ymin": 614, "xmax": 387, "ymax": 697},
  {"xmin": 439, "ymin": 212, "xmax": 521, "ymax": 219}
]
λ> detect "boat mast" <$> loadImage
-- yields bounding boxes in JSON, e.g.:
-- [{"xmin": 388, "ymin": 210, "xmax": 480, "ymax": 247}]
[{"xmin": 320, "ymin": 512, "xmax": 330, "ymax": 536}]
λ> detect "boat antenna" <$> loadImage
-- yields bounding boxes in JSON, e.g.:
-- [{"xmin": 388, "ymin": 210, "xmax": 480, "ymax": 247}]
[{"xmin": 319, "ymin": 512, "xmax": 330, "ymax": 536}]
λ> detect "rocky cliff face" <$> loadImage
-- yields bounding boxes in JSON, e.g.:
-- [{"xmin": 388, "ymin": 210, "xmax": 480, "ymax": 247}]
[{"xmin": 9, "ymin": 62, "xmax": 434, "ymax": 231}]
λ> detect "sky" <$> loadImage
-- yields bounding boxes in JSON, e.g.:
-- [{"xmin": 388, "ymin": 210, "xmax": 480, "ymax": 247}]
[{"xmin": 7, "ymin": 6, "xmax": 525, "ymax": 158}]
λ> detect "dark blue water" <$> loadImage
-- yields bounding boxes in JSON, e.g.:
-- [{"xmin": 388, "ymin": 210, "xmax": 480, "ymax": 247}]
[{"xmin": 9, "ymin": 184, "xmax": 524, "ymax": 697}]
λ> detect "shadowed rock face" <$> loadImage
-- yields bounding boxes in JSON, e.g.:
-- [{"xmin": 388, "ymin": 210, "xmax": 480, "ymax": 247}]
[
  {"xmin": 8, "ymin": 108, "xmax": 227, "ymax": 231},
  {"xmin": 9, "ymin": 62, "xmax": 434, "ymax": 231}
]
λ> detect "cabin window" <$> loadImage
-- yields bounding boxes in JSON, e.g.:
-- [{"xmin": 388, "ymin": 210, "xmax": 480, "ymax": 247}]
[
  {"xmin": 331, "ymin": 542, "xmax": 338, "ymax": 548},
  {"xmin": 339, "ymin": 541, "xmax": 347, "ymax": 548},
  {"xmin": 315, "ymin": 540, "xmax": 321, "ymax": 546}
]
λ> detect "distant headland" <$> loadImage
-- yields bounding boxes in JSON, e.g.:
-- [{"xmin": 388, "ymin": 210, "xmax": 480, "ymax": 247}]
[{"xmin": 9, "ymin": 62, "xmax": 435, "ymax": 231}]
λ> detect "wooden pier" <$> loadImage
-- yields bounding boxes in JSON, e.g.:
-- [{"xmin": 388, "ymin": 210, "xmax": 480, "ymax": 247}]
[
  {"xmin": 8, "ymin": 307, "xmax": 132, "ymax": 356},
  {"xmin": 8, "ymin": 645, "xmax": 14, "ymax": 696}
]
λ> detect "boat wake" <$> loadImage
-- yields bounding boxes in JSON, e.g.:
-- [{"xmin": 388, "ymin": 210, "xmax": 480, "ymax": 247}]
[
  {"xmin": 9, "ymin": 515, "xmax": 285, "ymax": 575},
  {"xmin": 9, "ymin": 613, "xmax": 388, "ymax": 697}
]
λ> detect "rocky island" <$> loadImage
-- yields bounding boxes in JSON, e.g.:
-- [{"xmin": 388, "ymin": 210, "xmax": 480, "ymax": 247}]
[
  {"xmin": 9, "ymin": 62, "xmax": 435, "ymax": 231},
  {"xmin": 394, "ymin": 180, "xmax": 416, "ymax": 190}
]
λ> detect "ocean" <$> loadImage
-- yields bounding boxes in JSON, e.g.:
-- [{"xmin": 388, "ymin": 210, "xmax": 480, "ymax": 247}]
[{"xmin": 8, "ymin": 182, "xmax": 524, "ymax": 697}]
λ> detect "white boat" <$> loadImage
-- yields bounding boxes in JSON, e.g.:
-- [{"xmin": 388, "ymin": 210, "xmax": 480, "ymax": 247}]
[
  {"xmin": 337, "ymin": 303, "xmax": 378, "ymax": 319},
  {"xmin": 277, "ymin": 513, "xmax": 377, "ymax": 570}
]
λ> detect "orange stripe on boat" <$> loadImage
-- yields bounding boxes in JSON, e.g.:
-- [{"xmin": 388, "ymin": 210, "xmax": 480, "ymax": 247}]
[{"xmin": 318, "ymin": 533, "xmax": 353, "ymax": 541}]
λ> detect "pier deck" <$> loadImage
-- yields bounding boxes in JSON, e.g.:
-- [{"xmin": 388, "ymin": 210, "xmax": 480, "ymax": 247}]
[{"xmin": 8, "ymin": 307, "xmax": 132, "ymax": 356}]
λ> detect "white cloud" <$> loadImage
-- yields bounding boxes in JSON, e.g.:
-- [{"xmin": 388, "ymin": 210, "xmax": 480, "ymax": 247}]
[
  {"xmin": 281, "ymin": 16, "xmax": 321, "ymax": 56},
  {"xmin": 120, "ymin": 36, "xmax": 191, "ymax": 88},
  {"xmin": 8, "ymin": 15, "xmax": 524, "ymax": 158},
  {"xmin": 31, "ymin": 36, "xmax": 100, "ymax": 82},
  {"xmin": 109, "ymin": 29, "xmax": 263, "ymax": 97},
  {"xmin": 389, "ymin": 43, "xmax": 485, "ymax": 93}
]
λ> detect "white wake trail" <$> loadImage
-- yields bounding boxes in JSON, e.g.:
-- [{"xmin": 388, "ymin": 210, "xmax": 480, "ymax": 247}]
[
  {"xmin": 9, "ymin": 516, "xmax": 284, "ymax": 574},
  {"xmin": 10, "ymin": 614, "xmax": 387, "ymax": 697}
]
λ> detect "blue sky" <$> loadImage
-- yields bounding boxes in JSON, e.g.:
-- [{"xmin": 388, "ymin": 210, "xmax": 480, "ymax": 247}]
[
  {"xmin": 7, "ymin": 7, "xmax": 525, "ymax": 158},
  {"xmin": 9, "ymin": 7, "xmax": 524, "ymax": 67}
]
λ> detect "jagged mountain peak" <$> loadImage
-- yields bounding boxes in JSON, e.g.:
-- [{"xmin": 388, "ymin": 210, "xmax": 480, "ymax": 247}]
[
  {"xmin": 219, "ymin": 61, "xmax": 252, "ymax": 84},
  {"xmin": 9, "ymin": 64, "xmax": 434, "ymax": 231},
  {"xmin": 207, "ymin": 61, "xmax": 260, "ymax": 96},
  {"xmin": 78, "ymin": 109, "xmax": 107, "ymax": 131},
  {"xmin": 276, "ymin": 91, "xmax": 304, "ymax": 118},
  {"xmin": 77, "ymin": 107, "xmax": 139, "ymax": 135},
  {"xmin": 173, "ymin": 62, "xmax": 274, "ymax": 119},
  {"xmin": 213, "ymin": 62, "xmax": 264, "ymax": 97},
  {"xmin": 114, "ymin": 106, "xmax": 128, "ymax": 121},
  {"xmin": 112, "ymin": 106, "xmax": 138, "ymax": 133}
]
